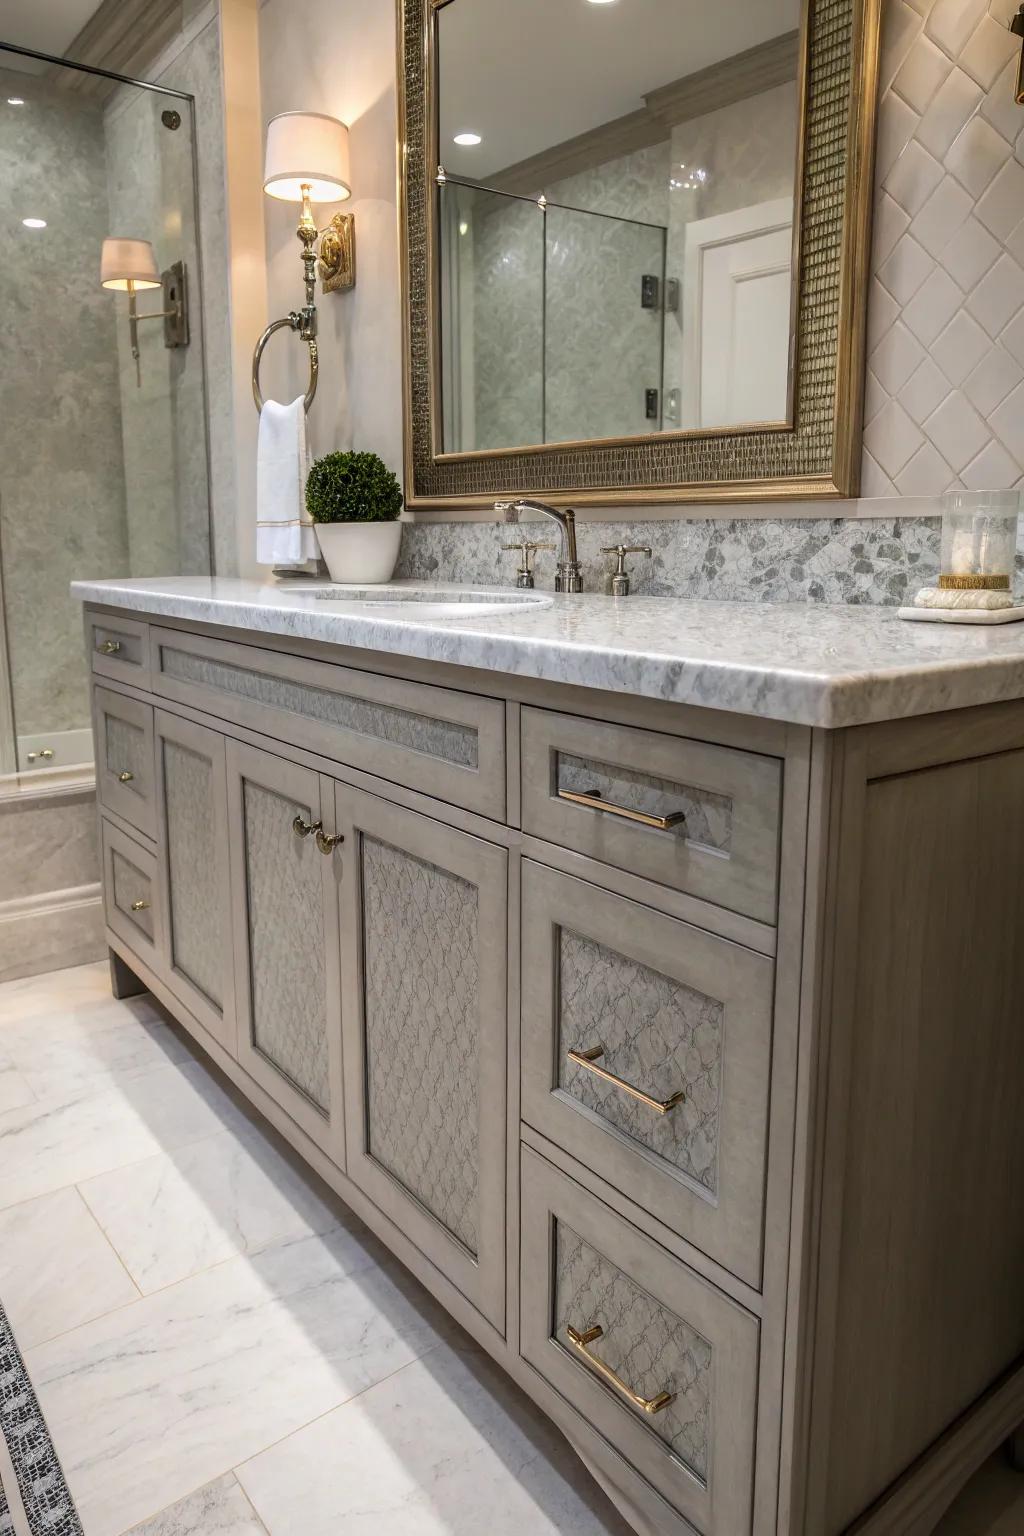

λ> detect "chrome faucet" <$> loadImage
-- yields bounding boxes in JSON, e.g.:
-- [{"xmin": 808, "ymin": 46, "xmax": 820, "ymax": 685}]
[{"xmin": 494, "ymin": 500, "xmax": 583, "ymax": 593}]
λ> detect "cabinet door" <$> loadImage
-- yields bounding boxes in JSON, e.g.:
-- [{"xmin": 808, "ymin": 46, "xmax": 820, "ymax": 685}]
[
  {"xmin": 154, "ymin": 710, "xmax": 235, "ymax": 1054},
  {"xmin": 226, "ymin": 739, "xmax": 345, "ymax": 1164},
  {"xmin": 336, "ymin": 784, "xmax": 507, "ymax": 1332}
]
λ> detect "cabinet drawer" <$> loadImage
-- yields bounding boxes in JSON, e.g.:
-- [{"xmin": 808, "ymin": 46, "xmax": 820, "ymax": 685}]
[
  {"xmin": 152, "ymin": 628, "xmax": 506, "ymax": 821},
  {"xmin": 521, "ymin": 708, "xmax": 781, "ymax": 923},
  {"xmin": 94, "ymin": 685, "xmax": 156, "ymax": 840},
  {"xmin": 521, "ymin": 1149, "xmax": 758, "ymax": 1535},
  {"xmin": 102, "ymin": 818, "xmax": 160, "ymax": 968},
  {"xmin": 521, "ymin": 862, "xmax": 772, "ymax": 1288},
  {"xmin": 88, "ymin": 613, "xmax": 150, "ymax": 688}
]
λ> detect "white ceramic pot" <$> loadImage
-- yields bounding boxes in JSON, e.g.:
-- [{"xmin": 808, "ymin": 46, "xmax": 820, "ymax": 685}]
[{"xmin": 315, "ymin": 520, "xmax": 402, "ymax": 584}]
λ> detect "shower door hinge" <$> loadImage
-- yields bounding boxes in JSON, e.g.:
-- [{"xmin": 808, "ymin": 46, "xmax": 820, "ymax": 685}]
[
  {"xmin": 641, "ymin": 274, "xmax": 659, "ymax": 309},
  {"xmin": 645, "ymin": 387, "xmax": 660, "ymax": 420}
]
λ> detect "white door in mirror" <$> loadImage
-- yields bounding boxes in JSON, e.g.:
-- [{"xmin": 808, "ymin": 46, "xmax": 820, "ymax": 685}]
[
  {"xmin": 681, "ymin": 197, "xmax": 794, "ymax": 431},
  {"xmin": 315, "ymin": 521, "xmax": 403, "ymax": 584}
]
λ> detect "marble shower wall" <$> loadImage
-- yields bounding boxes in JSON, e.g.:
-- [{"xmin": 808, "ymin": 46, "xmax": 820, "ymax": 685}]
[{"xmin": 0, "ymin": 64, "xmax": 130, "ymax": 738}]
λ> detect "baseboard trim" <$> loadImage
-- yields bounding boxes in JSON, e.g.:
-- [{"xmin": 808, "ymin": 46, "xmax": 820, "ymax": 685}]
[
  {"xmin": 849, "ymin": 1359, "xmax": 1024, "ymax": 1535},
  {"xmin": 0, "ymin": 883, "xmax": 105, "ymax": 983}
]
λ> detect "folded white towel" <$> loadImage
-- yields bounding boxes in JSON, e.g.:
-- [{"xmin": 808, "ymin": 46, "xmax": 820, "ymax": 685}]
[{"xmin": 256, "ymin": 397, "xmax": 319, "ymax": 568}]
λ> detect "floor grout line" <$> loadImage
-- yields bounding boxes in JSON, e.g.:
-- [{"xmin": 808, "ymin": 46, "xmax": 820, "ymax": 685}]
[{"xmin": 71, "ymin": 1183, "xmax": 144, "ymax": 1301}]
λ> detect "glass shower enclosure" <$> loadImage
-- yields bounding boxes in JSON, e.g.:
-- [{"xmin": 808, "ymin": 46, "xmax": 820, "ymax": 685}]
[{"xmin": 0, "ymin": 43, "xmax": 212, "ymax": 781}]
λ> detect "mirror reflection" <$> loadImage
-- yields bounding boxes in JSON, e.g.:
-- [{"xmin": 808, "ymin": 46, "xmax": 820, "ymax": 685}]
[{"xmin": 436, "ymin": 0, "xmax": 802, "ymax": 454}]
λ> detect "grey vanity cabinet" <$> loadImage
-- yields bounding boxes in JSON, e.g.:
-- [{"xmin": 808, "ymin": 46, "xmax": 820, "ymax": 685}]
[
  {"xmin": 520, "ymin": 860, "xmax": 773, "ymax": 1288},
  {"xmin": 225, "ymin": 739, "xmax": 347, "ymax": 1165},
  {"xmin": 335, "ymin": 783, "xmax": 508, "ymax": 1334},
  {"xmin": 154, "ymin": 710, "xmax": 236, "ymax": 1056}
]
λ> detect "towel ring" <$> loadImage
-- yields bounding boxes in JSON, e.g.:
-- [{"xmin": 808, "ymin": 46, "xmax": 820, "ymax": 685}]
[{"xmin": 252, "ymin": 314, "xmax": 319, "ymax": 414}]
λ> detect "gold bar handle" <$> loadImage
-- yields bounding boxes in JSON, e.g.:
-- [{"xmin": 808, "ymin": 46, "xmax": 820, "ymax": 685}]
[
  {"xmin": 99, "ymin": 639, "xmax": 122, "ymax": 655},
  {"xmin": 117, "ymin": 770, "xmax": 134, "ymax": 784},
  {"xmin": 567, "ymin": 1046, "xmax": 684, "ymax": 1116},
  {"xmin": 130, "ymin": 900, "xmax": 150, "ymax": 912},
  {"xmin": 558, "ymin": 787, "xmax": 686, "ymax": 833},
  {"xmin": 566, "ymin": 1325, "xmax": 675, "ymax": 1415}
]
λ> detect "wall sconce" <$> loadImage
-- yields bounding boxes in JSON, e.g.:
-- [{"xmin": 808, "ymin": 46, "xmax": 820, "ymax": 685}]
[
  {"xmin": 252, "ymin": 112, "xmax": 356, "ymax": 414},
  {"xmin": 100, "ymin": 237, "xmax": 189, "ymax": 387},
  {"xmin": 1012, "ymin": 6, "xmax": 1024, "ymax": 105}
]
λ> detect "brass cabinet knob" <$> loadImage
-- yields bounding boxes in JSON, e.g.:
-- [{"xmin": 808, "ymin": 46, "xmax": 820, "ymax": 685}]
[
  {"xmin": 99, "ymin": 639, "xmax": 122, "ymax": 655},
  {"xmin": 130, "ymin": 899, "xmax": 150, "ymax": 912},
  {"xmin": 315, "ymin": 827, "xmax": 344, "ymax": 855},
  {"xmin": 26, "ymin": 748, "xmax": 55, "ymax": 763},
  {"xmin": 292, "ymin": 814, "xmax": 322, "ymax": 838},
  {"xmin": 117, "ymin": 770, "xmax": 134, "ymax": 784}
]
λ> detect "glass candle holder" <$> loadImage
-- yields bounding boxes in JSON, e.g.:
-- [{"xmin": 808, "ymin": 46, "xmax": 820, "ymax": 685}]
[{"xmin": 940, "ymin": 490, "xmax": 1020, "ymax": 592}]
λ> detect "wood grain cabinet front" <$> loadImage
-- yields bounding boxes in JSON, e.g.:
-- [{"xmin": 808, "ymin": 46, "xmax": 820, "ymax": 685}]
[
  {"xmin": 94, "ymin": 685, "xmax": 156, "ymax": 841},
  {"xmin": 101, "ymin": 818, "xmax": 160, "ymax": 970},
  {"xmin": 154, "ymin": 710, "xmax": 236, "ymax": 1056},
  {"xmin": 520, "ymin": 1148, "xmax": 759, "ymax": 1536},
  {"xmin": 521, "ymin": 707, "xmax": 782, "ymax": 924},
  {"xmin": 225, "ymin": 738, "xmax": 346, "ymax": 1166},
  {"xmin": 521, "ymin": 860, "xmax": 773, "ymax": 1289},
  {"xmin": 335, "ymin": 784, "xmax": 508, "ymax": 1334}
]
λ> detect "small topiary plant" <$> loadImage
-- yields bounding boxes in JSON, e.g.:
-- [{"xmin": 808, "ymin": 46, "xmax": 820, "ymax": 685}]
[{"xmin": 305, "ymin": 451, "xmax": 403, "ymax": 524}]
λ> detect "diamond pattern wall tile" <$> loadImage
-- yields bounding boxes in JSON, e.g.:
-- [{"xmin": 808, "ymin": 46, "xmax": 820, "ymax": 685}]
[{"xmin": 862, "ymin": 0, "xmax": 1024, "ymax": 498}]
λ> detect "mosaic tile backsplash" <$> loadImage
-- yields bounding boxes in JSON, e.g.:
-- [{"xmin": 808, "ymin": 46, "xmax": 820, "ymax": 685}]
[{"xmin": 396, "ymin": 516, "xmax": 949, "ymax": 605}]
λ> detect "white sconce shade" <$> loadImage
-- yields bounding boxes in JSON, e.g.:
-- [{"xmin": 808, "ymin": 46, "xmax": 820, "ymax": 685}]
[
  {"xmin": 100, "ymin": 237, "xmax": 161, "ymax": 290},
  {"xmin": 263, "ymin": 112, "xmax": 351, "ymax": 203}
]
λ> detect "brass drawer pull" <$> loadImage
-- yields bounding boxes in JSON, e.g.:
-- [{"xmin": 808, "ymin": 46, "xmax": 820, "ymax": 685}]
[
  {"xmin": 567, "ymin": 1046, "xmax": 684, "ymax": 1116},
  {"xmin": 98, "ymin": 639, "xmax": 122, "ymax": 655},
  {"xmin": 566, "ymin": 1324, "xmax": 675, "ymax": 1415},
  {"xmin": 292, "ymin": 814, "xmax": 322, "ymax": 838},
  {"xmin": 558, "ymin": 787, "xmax": 686, "ymax": 833},
  {"xmin": 130, "ymin": 899, "xmax": 150, "ymax": 912},
  {"xmin": 117, "ymin": 770, "xmax": 134, "ymax": 784},
  {"xmin": 315, "ymin": 827, "xmax": 344, "ymax": 855}
]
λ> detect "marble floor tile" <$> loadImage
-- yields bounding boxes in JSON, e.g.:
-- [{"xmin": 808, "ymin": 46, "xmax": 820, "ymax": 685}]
[
  {"xmin": 0, "ymin": 1046, "xmax": 34, "ymax": 1114},
  {"xmin": 237, "ymin": 1344, "xmax": 634, "ymax": 1536},
  {"xmin": 79, "ymin": 1124, "xmax": 345, "ymax": 1293},
  {"xmin": 27, "ymin": 1226, "xmax": 450, "ymax": 1536},
  {"xmin": 125, "ymin": 1474, "xmax": 267, "ymax": 1535},
  {"xmin": 0, "ymin": 995, "xmax": 185, "ymax": 1108},
  {"xmin": 0, "ymin": 1187, "xmax": 138, "ymax": 1348},
  {"xmin": 0, "ymin": 960, "xmax": 113, "ymax": 1023},
  {"xmin": 0, "ymin": 1057, "xmax": 249, "ymax": 1210}
]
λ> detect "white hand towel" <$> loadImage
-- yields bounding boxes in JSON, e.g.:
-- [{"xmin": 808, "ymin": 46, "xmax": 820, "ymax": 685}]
[{"xmin": 256, "ymin": 397, "xmax": 319, "ymax": 567}]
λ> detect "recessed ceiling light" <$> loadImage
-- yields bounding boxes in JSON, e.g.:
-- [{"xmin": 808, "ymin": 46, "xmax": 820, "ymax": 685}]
[
  {"xmin": 453, "ymin": 131, "xmax": 481, "ymax": 146},
  {"xmin": 22, "ymin": 217, "xmax": 46, "ymax": 229},
  {"xmin": 7, "ymin": 97, "xmax": 25, "ymax": 105},
  {"xmin": 586, "ymin": 1, "xmax": 617, "ymax": 6}
]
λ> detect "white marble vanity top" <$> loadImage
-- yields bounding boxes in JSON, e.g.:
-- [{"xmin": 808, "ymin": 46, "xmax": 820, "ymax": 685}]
[{"xmin": 71, "ymin": 574, "xmax": 1024, "ymax": 729}]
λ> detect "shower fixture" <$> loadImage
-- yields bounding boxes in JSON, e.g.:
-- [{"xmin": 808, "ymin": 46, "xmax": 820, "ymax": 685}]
[
  {"xmin": 100, "ymin": 238, "xmax": 189, "ymax": 388},
  {"xmin": 253, "ymin": 111, "xmax": 356, "ymax": 415}
]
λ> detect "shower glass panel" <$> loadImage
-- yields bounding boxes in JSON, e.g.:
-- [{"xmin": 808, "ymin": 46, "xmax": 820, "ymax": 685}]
[
  {"xmin": 439, "ymin": 179, "xmax": 668, "ymax": 453},
  {"xmin": 0, "ymin": 47, "xmax": 210, "ymax": 781},
  {"xmin": 544, "ymin": 205, "xmax": 666, "ymax": 444}
]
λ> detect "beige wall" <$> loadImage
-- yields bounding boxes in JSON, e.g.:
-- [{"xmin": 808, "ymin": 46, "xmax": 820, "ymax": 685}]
[{"xmin": 256, "ymin": 0, "xmax": 402, "ymax": 505}]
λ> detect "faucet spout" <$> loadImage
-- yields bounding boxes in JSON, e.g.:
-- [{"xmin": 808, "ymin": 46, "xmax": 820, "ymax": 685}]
[{"xmin": 493, "ymin": 500, "xmax": 583, "ymax": 593}]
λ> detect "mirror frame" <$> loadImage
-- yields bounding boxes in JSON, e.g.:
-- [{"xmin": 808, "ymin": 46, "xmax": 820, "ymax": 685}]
[{"xmin": 398, "ymin": 0, "xmax": 882, "ymax": 511}]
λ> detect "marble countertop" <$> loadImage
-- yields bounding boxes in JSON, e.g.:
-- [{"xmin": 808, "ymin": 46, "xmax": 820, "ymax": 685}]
[{"xmin": 71, "ymin": 574, "xmax": 1024, "ymax": 729}]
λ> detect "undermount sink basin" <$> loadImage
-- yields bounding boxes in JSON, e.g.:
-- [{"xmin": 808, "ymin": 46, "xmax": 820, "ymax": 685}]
[{"xmin": 305, "ymin": 585, "xmax": 553, "ymax": 618}]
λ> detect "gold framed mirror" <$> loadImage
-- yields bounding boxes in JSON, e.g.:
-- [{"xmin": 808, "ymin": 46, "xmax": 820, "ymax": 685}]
[{"xmin": 398, "ymin": 0, "xmax": 882, "ymax": 510}]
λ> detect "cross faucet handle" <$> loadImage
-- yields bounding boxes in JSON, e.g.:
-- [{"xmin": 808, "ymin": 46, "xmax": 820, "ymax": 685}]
[
  {"xmin": 503, "ymin": 540, "xmax": 556, "ymax": 589},
  {"xmin": 600, "ymin": 545, "xmax": 652, "ymax": 597}
]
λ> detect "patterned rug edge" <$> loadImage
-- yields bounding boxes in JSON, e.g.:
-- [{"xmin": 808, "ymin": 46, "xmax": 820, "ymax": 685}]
[{"xmin": 0, "ymin": 1301, "xmax": 83, "ymax": 1536}]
